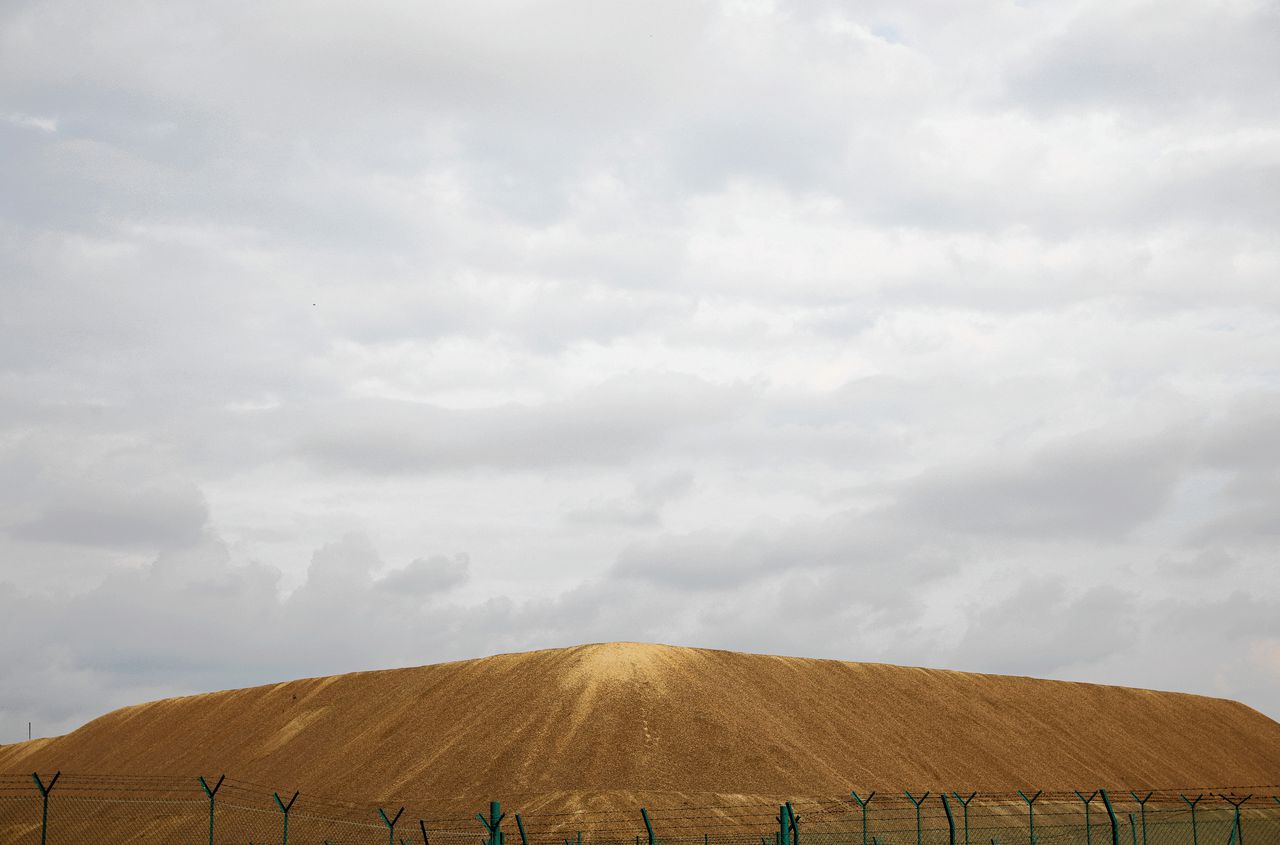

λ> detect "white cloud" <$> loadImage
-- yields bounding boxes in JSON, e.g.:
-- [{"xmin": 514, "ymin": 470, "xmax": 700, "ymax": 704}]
[
  {"xmin": 1, "ymin": 0, "xmax": 1279, "ymax": 741},
  {"xmin": 5, "ymin": 112, "xmax": 57, "ymax": 132}
]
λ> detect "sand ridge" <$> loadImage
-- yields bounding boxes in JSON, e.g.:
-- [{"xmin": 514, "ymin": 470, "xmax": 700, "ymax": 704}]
[{"xmin": 1, "ymin": 642, "xmax": 1278, "ymax": 803}]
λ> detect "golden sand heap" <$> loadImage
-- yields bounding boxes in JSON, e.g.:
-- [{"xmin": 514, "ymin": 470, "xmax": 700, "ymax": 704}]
[{"xmin": 2, "ymin": 642, "xmax": 1278, "ymax": 806}]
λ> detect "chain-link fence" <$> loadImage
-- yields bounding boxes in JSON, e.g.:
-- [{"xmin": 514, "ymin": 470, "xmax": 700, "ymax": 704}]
[{"xmin": 1, "ymin": 775, "xmax": 1276, "ymax": 845}]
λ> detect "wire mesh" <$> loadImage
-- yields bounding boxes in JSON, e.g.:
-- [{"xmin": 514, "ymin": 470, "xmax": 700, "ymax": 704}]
[{"xmin": 0, "ymin": 775, "xmax": 1276, "ymax": 845}]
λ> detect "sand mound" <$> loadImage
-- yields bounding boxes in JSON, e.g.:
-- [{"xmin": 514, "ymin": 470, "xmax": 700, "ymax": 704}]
[{"xmin": 2, "ymin": 642, "xmax": 1278, "ymax": 802}]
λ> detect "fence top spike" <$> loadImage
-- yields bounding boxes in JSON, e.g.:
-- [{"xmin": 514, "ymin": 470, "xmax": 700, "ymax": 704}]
[
  {"xmin": 851, "ymin": 791, "xmax": 876, "ymax": 807},
  {"xmin": 951, "ymin": 791, "xmax": 976, "ymax": 806},
  {"xmin": 199, "ymin": 774, "xmax": 226, "ymax": 798},
  {"xmin": 1075, "ymin": 791, "xmax": 1098, "ymax": 803},
  {"xmin": 1017, "ymin": 791, "xmax": 1042, "ymax": 805},
  {"xmin": 1129, "ymin": 792, "xmax": 1153, "ymax": 804},
  {"xmin": 31, "ymin": 771, "xmax": 60, "ymax": 796},
  {"xmin": 904, "ymin": 791, "xmax": 930, "ymax": 806}
]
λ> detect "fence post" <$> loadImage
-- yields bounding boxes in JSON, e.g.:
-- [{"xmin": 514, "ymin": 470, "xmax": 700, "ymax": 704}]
[
  {"xmin": 852, "ymin": 792, "xmax": 876, "ymax": 845},
  {"xmin": 1217, "ymin": 795, "xmax": 1250, "ymax": 845},
  {"xmin": 380, "ymin": 807, "xmax": 406, "ymax": 845},
  {"xmin": 1017, "ymin": 791, "xmax": 1041, "ymax": 845},
  {"xmin": 1179, "ymin": 796, "xmax": 1203, "ymax": 845},
  {"xmin": 1129, "ymin": 792, "xmax": 1152, "ymax": 845},
  {"xmin": 1127, "ymin": 815, "xmax": 1137, "ymax": 845},
  {"xmin": 198, "ymin": 775, "xmax": 225, "ymax": 845},
  {"xmin": 1100, "ymin": 790, "xmax": 1120, "ymax": 845},
  {"xmin": 777, "ymin": 803, "xmax": 792, "ymax": 845},
  {"xmin": 31, "ymin": 771, "xmax": 60, "ymax": 845},
  {"xmin": 642, "ymin": 808, "xmax": 656, "ymax": 845},
  {"xmin": 941, "ymin": 794, "xmax": 956, "ymax": 845},
  {"xmin": 951, "ymin": 792, "xmax": 976, "ymax": 845},
  {"xmin": 421, "ymin": 819, "xmax": 432, "ymax": 845},
  {"xmin": 906, "ymin": 792, "xmax": 930, "ymax": 845},
  {"xmin": 274, "ymin": 791, "xmax": 299, "ymax": 845},
  {"xmin": 1075, "ymin": 791, "xmax": 1098, "ymax": 845},
  {"xmin": 517, "ymin": 813, "xmax": 529, "ymax": 845},
  {"xmin": 478, "ymin": 802, "xmax": 507, "ymax": 845}
]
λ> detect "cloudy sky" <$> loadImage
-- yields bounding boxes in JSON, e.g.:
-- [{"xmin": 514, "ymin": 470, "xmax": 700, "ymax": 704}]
[{"xmin": 2, "ymin": 0, "xmax": 1280, "ymax": 741}]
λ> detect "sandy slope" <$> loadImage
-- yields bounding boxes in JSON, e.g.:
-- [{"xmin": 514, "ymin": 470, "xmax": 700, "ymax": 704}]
[{"xmin": 2, "ymin": 642, "xmax": 1278, "ymax": 801}]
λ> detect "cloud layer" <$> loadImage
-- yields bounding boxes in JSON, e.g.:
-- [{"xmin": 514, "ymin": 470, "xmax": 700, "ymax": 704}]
[{"xmin": 2, "ymin": 0, "xmax": 1279, "ymax": 740}]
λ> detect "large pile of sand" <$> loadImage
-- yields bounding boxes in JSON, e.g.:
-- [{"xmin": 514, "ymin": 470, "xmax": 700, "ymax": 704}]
[{"xmin": 2, "ymin": 642, "xmax": 1278, "ymax": 803}]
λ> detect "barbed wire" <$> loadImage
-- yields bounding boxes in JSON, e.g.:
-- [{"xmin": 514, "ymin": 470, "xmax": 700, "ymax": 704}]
[{"xmin": 0, "ymin": 771, "xmax": 1276, "ymax": 845}]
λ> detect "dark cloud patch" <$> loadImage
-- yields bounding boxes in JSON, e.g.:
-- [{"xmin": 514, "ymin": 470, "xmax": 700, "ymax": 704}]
[
  {"xmin": 9, "ymin": 482, "xmax": 208, "ymax": 550},
  {"xmin": 1003, "ymin": 1, "xmax": 1280, "ymax": 117},
  {"xmin": 298, "ymin": 375, "xmax": 741, "ymax": 474},
  {"xmin": 952, "ymin": 579, "xmax": 1138, "ymax": 677},
  {"xmin": 891, "ymin": 429, "xmax": 1193, "ymax": 540},
  {"xmin": 377, "ymin": 554, "xmax": 469, "ymax": 595},
  {"xmin": 565, "ymin": 471, "xmax": 694, "ymax": 528}
]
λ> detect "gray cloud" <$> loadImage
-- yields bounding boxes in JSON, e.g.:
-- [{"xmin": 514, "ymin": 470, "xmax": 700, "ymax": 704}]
[
  {"xmin": 1004, "ymin": 0, "xmax": 1280, "ymax": 117},
  {"xmin": 890, "ymin": 428, "xmax": 1194, "ymax": 540},
  {"xmin": 10, "ymin": 483, "xmax": 208, "ymax": 550},
  {"xmin": 377, "ymin": 553, "xmax": 470, "ymax": 595},
  {"xmin": 296, "ymin": 374, "xmax": 740, "ymax": 474},
  {"xmin": 565, "ymin": 471, "xmax": 695, "ymax": 528},
  {"xmin": 2, "ymin": 0, "xmax": 1279, "ymax": 742}
]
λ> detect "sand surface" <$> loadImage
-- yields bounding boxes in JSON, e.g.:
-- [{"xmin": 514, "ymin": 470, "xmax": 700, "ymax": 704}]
[{"xmin": 2, "ymin": 642, "xmax": 1278, "ymax": 806}]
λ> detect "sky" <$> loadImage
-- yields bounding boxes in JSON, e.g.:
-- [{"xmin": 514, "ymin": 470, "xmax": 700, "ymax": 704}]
[{"xmin": 1, "ymin": 0, "xmax": 1279, "ymax": 742}]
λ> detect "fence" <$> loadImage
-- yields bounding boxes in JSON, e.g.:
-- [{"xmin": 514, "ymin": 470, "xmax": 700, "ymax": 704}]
[{"xmin": 1, "ymin": 774, "xmax": 1277, "ymax": 845}]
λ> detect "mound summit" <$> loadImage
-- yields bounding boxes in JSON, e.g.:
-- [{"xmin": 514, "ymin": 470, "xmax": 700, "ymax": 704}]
[{"xmin": 3, "ymin": 643, "xmax": 1278, "ymax": 802}]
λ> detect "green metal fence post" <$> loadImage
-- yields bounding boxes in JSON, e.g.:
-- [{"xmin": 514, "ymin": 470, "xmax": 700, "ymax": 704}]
[
  {"xmin": 30, "ymin": 771, "xmax": 60, "ymax": 845},
  {"xmin": 478, "ymin": 802, "xmax": 507, "ymax": 845},
  {"xmin": 952, "ymin": 788, "xmax": 977, "ymax": 845},
  {"xmin": 1179, "ymin": 796, "xmax": 1203, "ymax": 845},
  {"xmin": 517, "ymin": 813, "xmax": 529, "ymax": 845},
  {"xmin": 905, "ymin": 792, "xmax": 930, "ymax": 845},
  {"xmin": 941, "ymin": 794, "xmax": 956, "ymax": 845},
  {"xmin": 642, "ymin": 807, "xmax": 656, "ymax": 845},
  {"xmin": 778, "ymin": 803, "xmax": 792, "ymax": 845},
  {"xmin": 273, "ymin": 790, "xmax": 298, "ymax": 845},
  {"xmin": 1017, "ymin": 791, "xmax": 1042, "ymax": 845},
  {"xmin": 1127, "ymin": 815, "xmax": 1137, "ymax": 845},
  {"xmin": 421, "ymin": 819, "xmax": 432, "ymax": 845},
  {"xmin": 198, "ymin": 775, "xmax": 225, "ymax": 845},
  {"xmin": 1075, "ymin": 791, "xmax": 1098, "ymax": 845},
  {"xmin": 1100, "ymin": 790, "xmax": 1120, "ymax": 845},
  {"xmin": 951, "ymin": 792, "xmax": 976, "ymax": 845},
  {"xmin": 1129, "ymin": 792, "xmax": 1152, "ymax": 845},
  {"xmin": 852, "ymin": 792, "xmax": 876, "ymax": 845},
  {"xmin": 1217, "ymin": 795, "xmax": 1250, "ymax": 845},
  {"xmin": 380, "ymin": 807, "xmax": 406, "ymax": 845}
]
